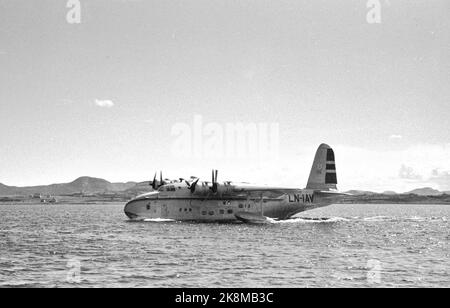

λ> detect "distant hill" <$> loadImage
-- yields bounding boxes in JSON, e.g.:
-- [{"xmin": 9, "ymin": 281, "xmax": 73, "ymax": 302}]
[
  {"xmin": 0, "ymin": 183, "xmax": 23, "ymax": 195},
  {"xmin": 0, "ymin": 178, "xmax": 448, "ymax": 199},
  {"xmin": 405, "ymin": 187, "xmax": 443, "ymax": 196},
  {"xmin": 345, "ymin": 187, "xmax": 447, "ymax": 196},
  {"xmin": 0, "ymin": 177, "xmax": 139, "ymax": 196},
  {"xmin": 124, "ymin": 181, "xmax": 153, "ymax": 195},
  {"xmin": 382, "ymin": 191, "xmax": 398, "ymax": 195}
]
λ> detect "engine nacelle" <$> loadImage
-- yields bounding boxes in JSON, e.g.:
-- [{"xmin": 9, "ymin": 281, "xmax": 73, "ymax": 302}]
[{"xmin": 192, "ymin": 182, "xmax": 234, "ymax": 196}]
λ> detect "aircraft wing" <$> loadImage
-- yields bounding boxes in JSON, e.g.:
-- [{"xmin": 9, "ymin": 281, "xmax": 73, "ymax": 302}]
[
  {"xmin": 231, "ymin": 185, "xmax": 350, "ymax": 197},
  {"xmin": 232, "ymin": 185, "xmax": 300, "ymax": 196}
]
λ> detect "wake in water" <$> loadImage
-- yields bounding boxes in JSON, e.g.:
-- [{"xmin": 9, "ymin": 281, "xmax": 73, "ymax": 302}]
[
  {"xmin": 362, "ymin": 216, "xmax": 391, "ymax": 222},
  {"xmin": 361, "ymin": 216, "xmax": 447, "ymax": 222},
  {"xmin": 126, "ymin": 218, "xmax": 177, "ymax": 223},
  {"xmin": 143, "ymin": 218, "xmax": 177, "ymax": 223},
  {"xmin": 270, "ymin": 217, "xmax": 349, "ymax": 224},
  {"xmin": 272, "ymin": 215, "xmax": 447, "ymax": 224},
  {"xmin": 129, "ymin": 215, "xmax": 446, "ymax": 224}
]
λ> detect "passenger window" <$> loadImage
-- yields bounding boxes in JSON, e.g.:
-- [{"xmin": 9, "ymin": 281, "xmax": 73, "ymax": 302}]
[
  {"xmin": 208, "ymin": 211, "xmax": 214, "ymax": 216},
  {"xmin": 219, "ymin": 209, "xmax": 225, "ymax": 214},
  {"xmin": 238, "ymin": 204, "xmax": 243, "ymax": 208},
  {"xmin": 202, "ymin": 211, "xmax": 207, "ymax": 215},
  {"xmin": 227, "ymin": 209, "xmax": 233, "ymax": 214},
  {"xmin": 146, "ymin": 204, "xmax": 151, "ymax": 210}
]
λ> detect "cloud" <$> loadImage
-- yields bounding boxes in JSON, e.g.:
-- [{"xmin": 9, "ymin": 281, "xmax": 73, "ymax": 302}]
[
  {"xmin": 389, "ymin": 134, "xmax": 403, "ymax": 140},
  {"xmin": 94, "ymin": 99, "xmax": 115, "ymax": 108},
  {"xmin": 430, "ymin": 169, "xmax": 450, "ymax": 191},
  {"xmin": 398, "ymin": 164, "xmax": 422, "ymax": 180}
]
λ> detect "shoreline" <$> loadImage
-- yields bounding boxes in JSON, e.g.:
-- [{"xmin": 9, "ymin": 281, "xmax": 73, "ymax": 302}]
[{"xmin": 1, "ymin": 198, "xmax": 449, "ymax": 206}]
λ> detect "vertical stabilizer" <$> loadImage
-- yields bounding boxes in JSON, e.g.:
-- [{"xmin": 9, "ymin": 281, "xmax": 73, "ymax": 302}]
[{"xmin": 306, "ymin": 144, "xmax": 338, "ymax": 191}]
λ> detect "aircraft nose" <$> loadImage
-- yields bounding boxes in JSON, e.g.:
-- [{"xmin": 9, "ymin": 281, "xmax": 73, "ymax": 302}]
[{"xmin": 124, "ymin": 200, "xmax": 139, "ymax": 219}]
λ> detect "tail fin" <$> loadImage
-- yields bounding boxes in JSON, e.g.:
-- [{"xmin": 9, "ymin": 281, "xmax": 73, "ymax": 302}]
[{"xmin": 306, "ymin": 143, "xmax": 338, "ymax": 191}]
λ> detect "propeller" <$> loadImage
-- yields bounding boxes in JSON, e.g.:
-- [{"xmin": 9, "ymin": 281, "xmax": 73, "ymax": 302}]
[
  {"xmin": 190, "ymin": 178, "xmax": 200, "ymax": 193},
  {"xmin": 150, "ymin": 172, "xmax": 157, "ymax": 189},
  {"xmin": 150, "ymin": 171, "xmax": 166, "ymax": 190},
  {"xmin": 211, "ymin": 169, "xmax": 219, "ymax": 193},
  {"xmin": 185, "ymin": 177, "xmax": 200, "ymax": 193}
]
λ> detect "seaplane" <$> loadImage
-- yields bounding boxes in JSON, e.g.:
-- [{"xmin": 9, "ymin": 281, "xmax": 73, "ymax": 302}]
[{"xmin": 124, "ymin": 144, "xmax": 347, "ymax": 224}]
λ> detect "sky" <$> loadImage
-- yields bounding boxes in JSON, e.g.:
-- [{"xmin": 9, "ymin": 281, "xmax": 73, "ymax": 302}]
[{"xmin": 0, "ymin": 0, "xmax": 449, "ymax": 192}]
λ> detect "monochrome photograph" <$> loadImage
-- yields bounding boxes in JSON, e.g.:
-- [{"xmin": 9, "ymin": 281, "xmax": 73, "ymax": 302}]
[{"xmin": 0, "ymin": 0, "xmax": 449, "ymax": 294}]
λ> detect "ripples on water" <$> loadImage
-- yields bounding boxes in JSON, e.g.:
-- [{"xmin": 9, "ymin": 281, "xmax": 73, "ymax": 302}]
[{"xmin": 0, "ymin": 203, "xmax": 448, "ymax": 288}]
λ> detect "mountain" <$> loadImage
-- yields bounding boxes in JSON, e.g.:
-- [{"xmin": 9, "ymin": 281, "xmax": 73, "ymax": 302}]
[
  {"xmin": 0, "ymin": 177, "xmax": 138, "ymax": 196},
  {"xmin": 382, "ymin": 191, "xmax": 398, "ymax": 195},
  {"xmin": 405, "ymin": 187, "xmax": 443, "ymax": 196},
  {"xmin": 0, "ymin": 183, "xmax": 23, "ymax": 195},
  {"xmin": 1, "ymin": 178, "xmax": 448, "ymax": 198},
  {"xmin": 110, "ymin": 182, "xmax": 138, "ymax": 192},
  {"xmin": 64, "ymin": 177, "xmax": 136, "ymax": 193},
  {"xmin": 124, "ymin": 181, "xmax": 153, "ymax": 195},
  {"xmin": 345, "ymin": 188, "xmax": 446, "ymax": 196}
]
